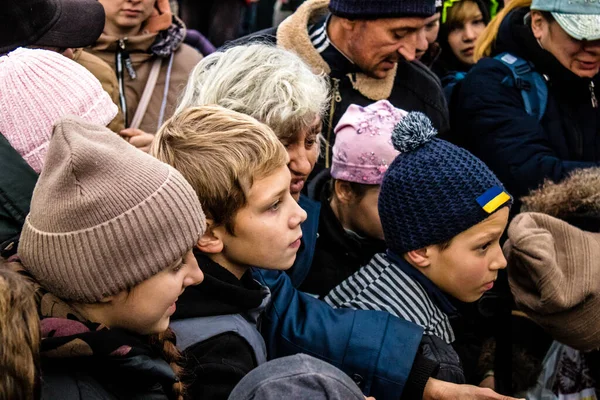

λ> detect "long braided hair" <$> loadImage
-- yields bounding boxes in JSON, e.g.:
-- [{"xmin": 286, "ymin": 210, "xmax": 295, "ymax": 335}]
[{"xmin": 150, "ymin": 328, "xmax": 186, "ymax": 400}]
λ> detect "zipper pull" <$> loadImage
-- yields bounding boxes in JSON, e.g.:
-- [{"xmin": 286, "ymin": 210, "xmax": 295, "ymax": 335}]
[
  {"xmin": 590, "ymin": 81, "xmax": 598, "ymax": 109},
  {"xmin": 118, "ymin": 38, "xmax": 137, "ymax": 80},
  {"xmin": 333, "ymin": 78, "xmax": 342, "ymax": 103}
]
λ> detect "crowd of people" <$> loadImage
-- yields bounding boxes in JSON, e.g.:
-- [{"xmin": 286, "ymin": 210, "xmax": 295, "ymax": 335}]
[{"xmin": 1, "ymin": 0, "xmax": 599, "ymax": 399}]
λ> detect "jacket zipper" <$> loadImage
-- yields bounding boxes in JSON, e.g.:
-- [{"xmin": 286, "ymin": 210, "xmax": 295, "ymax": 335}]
[
  {"xmin": 116, "ymin": 39, "xmax": 129, "ymax": 125},
  {"xmin": 590, "ymin": 81, "xmax": 598, "ymax": 109},
  {"xmin": 325, "ymin": 78, "xmax": 342, "ymax": 168},
  {"xmin": 116, "ymin": 38, "xmax": 138, "ymax": 127}
]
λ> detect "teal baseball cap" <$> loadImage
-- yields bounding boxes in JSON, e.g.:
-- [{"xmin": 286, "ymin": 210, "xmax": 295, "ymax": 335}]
[{"xmin": 531, "ymin": 0, "xmax": 600, "ymax": 41}]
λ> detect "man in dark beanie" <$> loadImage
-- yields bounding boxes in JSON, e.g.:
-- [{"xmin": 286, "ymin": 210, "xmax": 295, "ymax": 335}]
[{"xmin": 235, "ymin": 0, "xmax": 449, "ymax": 169}]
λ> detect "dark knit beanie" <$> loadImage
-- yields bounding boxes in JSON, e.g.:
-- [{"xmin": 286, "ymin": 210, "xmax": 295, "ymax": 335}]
[
  {"xmin": 329, "ymin": 0, "xmax": 436, "ymax": 19},
  {"xmin": 378, "ymin": 112, "xmax": 511, "ymax": 254}
]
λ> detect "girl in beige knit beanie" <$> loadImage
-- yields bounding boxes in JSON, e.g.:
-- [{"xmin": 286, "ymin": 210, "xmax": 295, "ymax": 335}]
[{"xmin": 14, "ymin": 116, "xmax": 206, "ymax": 400}]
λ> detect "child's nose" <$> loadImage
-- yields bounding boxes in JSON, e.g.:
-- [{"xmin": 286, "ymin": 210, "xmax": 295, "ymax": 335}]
[
  {"xmin": 490, "ymin": 246, "xmax": 508, "ymax": 271},
  {"xmin": 289, "ymin": 203, "xmax": 307, "ymax": 228},
  {"xmin": 185, "ymin": 264, "xmax": 204, "ymax": 287}
]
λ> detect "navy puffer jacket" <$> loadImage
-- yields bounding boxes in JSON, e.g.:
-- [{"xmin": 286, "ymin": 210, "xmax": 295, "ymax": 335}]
[{"xmin": 451, "ymin": 7, "xmax": 600, "ymax": 207}]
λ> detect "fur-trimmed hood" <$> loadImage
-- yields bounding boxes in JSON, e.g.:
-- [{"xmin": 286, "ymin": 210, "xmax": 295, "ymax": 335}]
[
  {"xmin": 521, "ymin": 168, "xmax": 600, "ymax": 230},
  {"xmin": 276, "ymin": 0, "xmax": 397, "ymax": 101}
]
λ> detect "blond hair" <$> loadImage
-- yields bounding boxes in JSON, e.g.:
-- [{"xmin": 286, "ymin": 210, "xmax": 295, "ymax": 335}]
[
  {"xmin": 447, "ymin": 1, "xmax": 482, "ymax": 30},
  {"xmin": 176, "ymin": 44, "xmax": 329, "ymax": 143},
  {"xmin": 151, "ymin": 105, "xmax": 289, "ymax": 234},
  {"xmin": 474, "ymin": 0, "xmax": 532, "ymax": 61},
  {"xmin": 0, "ymin": 261, "xmax": 40, "ymax": 400}
]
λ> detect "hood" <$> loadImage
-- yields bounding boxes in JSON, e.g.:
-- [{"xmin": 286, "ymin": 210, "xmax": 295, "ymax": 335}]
[
  {"xmin": 276, "ymin": 0, "xmax": 398, "ymax": 101},
  {"xmin": 92, "ymin": 15, "xmax": 186, "ymax": 58},
  {"xmin": 434, "ymin": 0, "xmax": 490, "ymax": 76},
  {"xmin": 505, "ymin": 212, "xmax": 600, "ymax": 352},
  {"xmin": 521, "ymin": 167, "xmax": 600, "ymax": 232}
]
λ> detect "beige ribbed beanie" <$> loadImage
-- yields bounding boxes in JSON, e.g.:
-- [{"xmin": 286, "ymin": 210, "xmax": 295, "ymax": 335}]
[
  {"xmin": 19, "ymin": 116, "xmax": 206, "ymax": 303},
  {"xmin": 504, "ymin": 212, "xmax": 600, "ymax": 351}
]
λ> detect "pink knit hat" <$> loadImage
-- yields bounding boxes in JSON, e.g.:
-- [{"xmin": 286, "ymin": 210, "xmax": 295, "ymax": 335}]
[
  {"xmin": 331, "ymin": 100, "xmax": 407, "ymax": 185},
  {"xmin": 0, "ymin": 48, "xmax": 117, "ymax": 174}
]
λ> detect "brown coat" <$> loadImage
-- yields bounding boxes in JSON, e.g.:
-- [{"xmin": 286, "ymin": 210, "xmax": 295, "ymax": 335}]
[
  {"xmin": 86, "ymin": 27, "xmax": 202, "ymax": 134},
  {"xmin": 73, "ymin": 49, "xmax": 125, "ymax": 133}
]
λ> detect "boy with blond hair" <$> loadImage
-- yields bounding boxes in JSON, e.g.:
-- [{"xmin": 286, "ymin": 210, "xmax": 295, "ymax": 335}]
[{"xmin": 151, "ymin": 105, "xmax": 307, "ymax": 399}]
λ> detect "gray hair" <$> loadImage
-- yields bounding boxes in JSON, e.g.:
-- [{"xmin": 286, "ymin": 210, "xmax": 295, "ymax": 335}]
[{"xmin": 177, "ymin": 43, "xmax": 330, "ymax": 142}]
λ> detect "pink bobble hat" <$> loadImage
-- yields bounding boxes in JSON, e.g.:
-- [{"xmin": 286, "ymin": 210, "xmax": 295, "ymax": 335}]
[
  {"xmin": 331, "ymin": 100, "xmax": 407, "ymax": 185},
  {"xmin": 0, "ymin": 48, "xmax": 117, "ymax": 174}
]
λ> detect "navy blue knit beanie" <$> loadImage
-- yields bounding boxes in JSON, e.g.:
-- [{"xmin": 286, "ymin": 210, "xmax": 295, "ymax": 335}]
[
  {"xmin": 379, "ymin": 112, "xmax": 511, "ymax": 254},
  {"xmin": 329, "ymin": 0, "xmax": 436, "ymax": 19}
]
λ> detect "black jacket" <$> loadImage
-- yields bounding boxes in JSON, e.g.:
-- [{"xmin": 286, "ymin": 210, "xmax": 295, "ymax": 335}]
[
  {"xmin": 39, "ymin": 321, "xmax": 178, "ymax": 400},
  {"xmin": 0, "ymin": 132, "xmax": 37, "ymax": 257},
  {"xmin": 451, "ymin": 7, "xmax": 600, "ymax": 206},
  {"xmin": 300, "ymin": 169, "xmax": 386, "ymax": 297},
  {"xmin": 233, "ymin": 0, "xmax": 449, "ymax": 168},
  {"xmin": 41, "ymin": 356, "xmax": 176, "ymax": 400},
  {"xmin": 171, "ymin": 251, "xmax": 268, "ymax": 400}
]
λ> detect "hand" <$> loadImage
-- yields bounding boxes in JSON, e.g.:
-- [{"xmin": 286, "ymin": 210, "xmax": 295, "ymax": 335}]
[
  {"xmin": 423, "ymin": 378, "xmax": 524, "ymax": 400},
  {"xmin": 120, "ymin": 128, "xmax": 154, "ymax": 153}
]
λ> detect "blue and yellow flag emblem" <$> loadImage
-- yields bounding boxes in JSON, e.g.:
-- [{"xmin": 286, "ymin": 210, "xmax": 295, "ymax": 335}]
[{"xmin": 476, "ymin": 186, "xmax": 511, "ymax": 214}]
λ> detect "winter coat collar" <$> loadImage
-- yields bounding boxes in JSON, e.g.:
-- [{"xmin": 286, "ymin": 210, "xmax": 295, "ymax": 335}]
[
  {"xmin": 172, "ymin": 250, "xmax": 268, "ymax": 320},
  {"xmin": 276, "ymin": 0, "xmax": 398, "ymax": 101},
  {"xmin": 92, "ymin": 16, "xmax": 186, "ymax": 58}
]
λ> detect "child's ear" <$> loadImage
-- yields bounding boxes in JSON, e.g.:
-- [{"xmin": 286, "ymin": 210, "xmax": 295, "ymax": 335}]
[
  {"xmin": 405, "ymin": 247, "xmax": 432, "ymax": 270},
  {"xmin": 334, "ymin": 180, "xmax": 356, "ymax": 204},
  {"xmin": 196, "ymin": 219, "xmax": 224, "ymax": 254}
]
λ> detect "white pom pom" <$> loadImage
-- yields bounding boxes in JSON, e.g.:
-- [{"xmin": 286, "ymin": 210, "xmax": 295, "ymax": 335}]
[{"xmin": 391, "ymin": 112, "xmax": 437, "ymax": 153}]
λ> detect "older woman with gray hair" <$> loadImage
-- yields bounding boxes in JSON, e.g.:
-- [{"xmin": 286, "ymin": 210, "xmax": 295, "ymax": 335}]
[
  {"xmin": 178, "ymin": 43, "xmax": 329, "ymax": 202},
  {"xmin": 172, "ymin": 43, "xmax": 519, "ymax": 400}
]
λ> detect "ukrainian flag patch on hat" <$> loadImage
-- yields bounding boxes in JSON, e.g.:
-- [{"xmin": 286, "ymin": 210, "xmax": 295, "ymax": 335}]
[{"xmin": 477, "ymin": 186, "xmax": 511, "ymax": 214}]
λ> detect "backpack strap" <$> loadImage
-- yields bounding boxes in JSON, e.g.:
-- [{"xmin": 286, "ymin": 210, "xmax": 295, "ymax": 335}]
[
  {"xmin": 0, "ymin": 133, "xmax": 38, "ymax": 257},
  {"xmin": 129, "ymin": 57, "xmax": 162, "ymax": 130},
  {"xmin": 441, "ymin": 71, "xmax": 468, "ymax": 104},
  {"xmin": 495, "ymin": 52, "xmax": 548, "ymax": 120}
]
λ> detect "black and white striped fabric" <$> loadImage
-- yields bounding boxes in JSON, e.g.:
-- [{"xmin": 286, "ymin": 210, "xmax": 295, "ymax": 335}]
[
  {"xmin": 325, "ymin": 253, "xmax": 455, "ymax": 344},
  {"xmin": 308, "ymin": 18, "xmax": 330, "ymax": 53}
]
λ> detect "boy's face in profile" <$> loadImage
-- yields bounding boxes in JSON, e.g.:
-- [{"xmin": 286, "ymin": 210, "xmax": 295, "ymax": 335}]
[
  {"xmin": 421, "ymin": 207, "xmax": 510, "ymax": 302},
  {"xmin": 216, "ymin": 165, "xmax": 307, "ymax": 274}
]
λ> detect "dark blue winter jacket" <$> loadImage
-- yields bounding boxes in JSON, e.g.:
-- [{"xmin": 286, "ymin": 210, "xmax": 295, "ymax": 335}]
[
  {"xmin": 252, "ymin": 195, "xmax": 429, "ymax": 399},
  {"xmin": 451, "ymin": 7, "xmax": 600, "ymax": 205}
]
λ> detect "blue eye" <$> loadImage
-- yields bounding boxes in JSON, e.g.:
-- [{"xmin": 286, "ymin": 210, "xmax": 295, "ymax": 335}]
[{"xmin": 270, "ymin": 201, "xmax": 281, "ymax": 211}]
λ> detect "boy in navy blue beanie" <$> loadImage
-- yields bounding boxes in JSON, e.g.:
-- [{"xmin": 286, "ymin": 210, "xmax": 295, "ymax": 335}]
[{"xmin": 326, "ymin": 112, "xmax": 512, "ymax": 384}]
